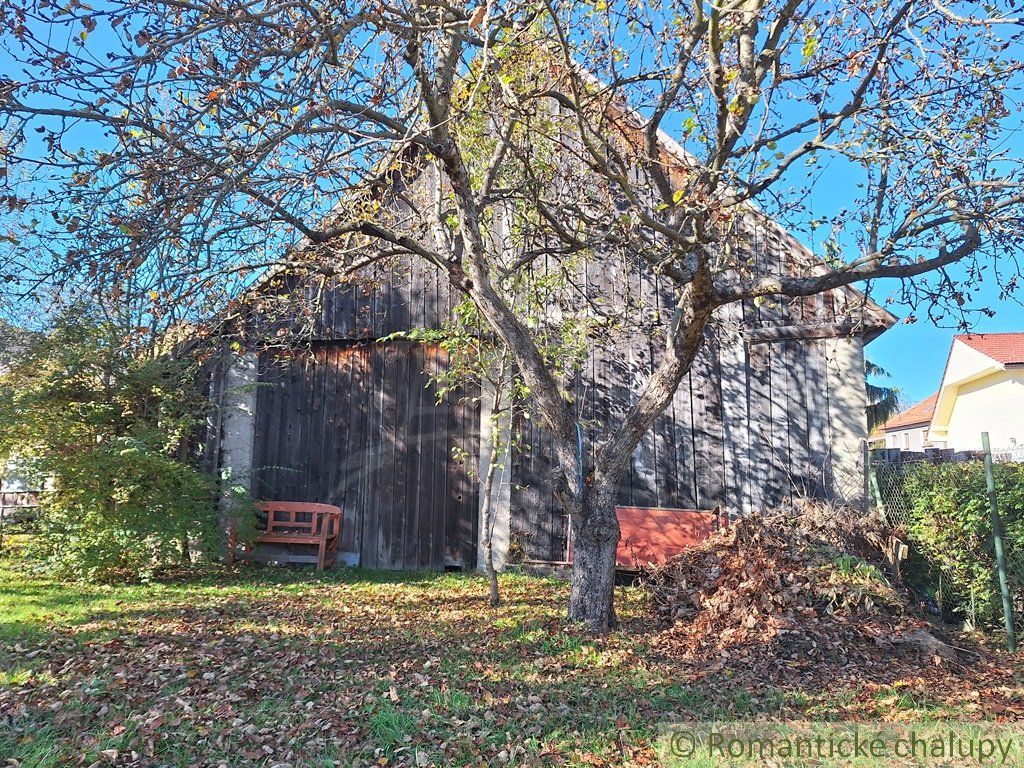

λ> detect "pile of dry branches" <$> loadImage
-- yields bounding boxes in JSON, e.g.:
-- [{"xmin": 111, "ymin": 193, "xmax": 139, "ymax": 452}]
[{"xmin": 643, "ymin": 502, "xmax": 966, "ymax": 683}]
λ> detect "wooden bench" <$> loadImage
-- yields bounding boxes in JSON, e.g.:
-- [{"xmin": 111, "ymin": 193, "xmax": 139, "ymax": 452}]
[
  {"xmin": 229, "ymin": 501, "xmax": 342, "ymax": 570},
  {"xmin": 563, "ymin": 506, "xmax": 726, "ymax": 571},
  {"xmin": 613, "ymin": 506, "xmax": 725, "ymax": 570}
]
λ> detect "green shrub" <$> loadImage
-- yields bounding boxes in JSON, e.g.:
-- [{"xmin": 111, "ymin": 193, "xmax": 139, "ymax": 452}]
[
  {"xmin": 901, "ymin": 461, "xmax": 1024, "ymax": 627},
  {"xmin": 31, "ymin": 438, "xmax": 218, "ymax": 582},
  {"xmin": 0, "ymin": 310, "xmax": 221, "ymax": 582}
]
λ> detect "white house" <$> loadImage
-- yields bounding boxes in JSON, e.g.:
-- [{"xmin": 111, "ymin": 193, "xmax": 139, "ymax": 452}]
[
  {"xmin": 880, "ymin": 333, "xmax": 1024, "ymax": 453},
  {"xmin": 930, "ymin": 334, "xmax": 1024, "ymax": 451},
  {"xmin": 880, "ymin": 392, "xmax": 938, "ymax": 451}
]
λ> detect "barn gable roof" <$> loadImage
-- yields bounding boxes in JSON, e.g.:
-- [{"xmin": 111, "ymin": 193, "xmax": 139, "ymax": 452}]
[{"xmin": 219, "ymin": 67, "xmax": 896, "ymax": 345}]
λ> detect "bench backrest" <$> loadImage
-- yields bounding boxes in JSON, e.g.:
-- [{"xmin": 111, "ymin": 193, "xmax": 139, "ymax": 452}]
[{"xmin": 257, "ymin": 501, "xmax": 341, "ymax": 537}]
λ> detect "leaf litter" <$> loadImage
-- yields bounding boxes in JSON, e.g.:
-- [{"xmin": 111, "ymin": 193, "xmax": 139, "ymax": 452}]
[
  {"xmin": 642, "ymin": 501, "xmax": 1019, "ymax": 707},
  {"xmin": 2, "ymin": 508, "xmax": 1024, "ymax": 767}
]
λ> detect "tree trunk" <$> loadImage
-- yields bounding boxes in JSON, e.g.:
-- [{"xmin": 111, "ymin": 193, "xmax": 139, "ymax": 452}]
[
  {"xmin": 487, "ymin": 565, "xmax": 500, "ymax": 607},
  {"xmin": 479, "ymin": 371, "xmax": 509, "ymax": 608},
  {"xmin": 480, "ymin": 450, "xmax": 502, "ymax": 607},
  {"xmin": 567, "ymin": 479, "xmax": 620, "ymax": 633}
]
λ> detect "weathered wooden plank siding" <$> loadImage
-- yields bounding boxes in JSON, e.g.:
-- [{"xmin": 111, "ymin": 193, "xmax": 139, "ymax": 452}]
[
  {"xmin": 209, "ymin": 203, "xmax": 877, "ymax": 570},
  {"xmin": 245, "ymin": 259, "xmax": 461, "ymax": 343},
  {"xmin": 508, "ymin": 412, "xmax": 566, "ymax": 563},
  {"xmin": 250, "ymin": 341, "xmax": 480, "ymax": 570},
  {"xmin": 498, "ymin": 227, "xmax": 871, "ymax": 560},
  {"xmin": 692, "ymin": 329, "xmax": 727, "ymax": 510},
  {"xmin": 506, "ymin": 325, "xmax": 728, "ymax": 562}
]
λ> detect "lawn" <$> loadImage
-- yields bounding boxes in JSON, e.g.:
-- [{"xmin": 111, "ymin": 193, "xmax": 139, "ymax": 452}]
[{"xmin": 2, "ymin": 560, "xmax": 1023, "ymax": 767}]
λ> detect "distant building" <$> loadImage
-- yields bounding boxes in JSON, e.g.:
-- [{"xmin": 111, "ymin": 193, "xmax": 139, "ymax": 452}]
[
  {"xmin": 880, "ymin": 333, "xmax": 1024, "ymax": 452},
  {"xmin": 879, "ymin": 392, "xmax": 938, "ymax": 451},
  {"xmin": 930, "ymin": 334, "xmax": 1024, "ymax": 451}
]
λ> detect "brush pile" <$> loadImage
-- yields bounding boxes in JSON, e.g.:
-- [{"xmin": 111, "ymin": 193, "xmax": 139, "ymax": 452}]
[{"xmin": 643, "ymin": 501, "xmax": 967, "ymax": 683}]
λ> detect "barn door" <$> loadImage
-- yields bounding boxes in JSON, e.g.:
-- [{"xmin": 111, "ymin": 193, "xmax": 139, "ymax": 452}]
[{"xmin": 252, "ymin": 341, "xmax": 480, "ymax": 570}]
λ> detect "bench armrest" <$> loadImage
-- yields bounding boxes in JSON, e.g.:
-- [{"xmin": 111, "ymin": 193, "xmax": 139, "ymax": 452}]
[{"xmin": 322, "ymin": 511, "xmax": 341, "ymax": 539}]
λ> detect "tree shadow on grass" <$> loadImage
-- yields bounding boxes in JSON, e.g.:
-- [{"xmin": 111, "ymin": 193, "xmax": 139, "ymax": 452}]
[{"xmin": 1, "ymin": 566, "xmax": 1015, "ymax": 767}]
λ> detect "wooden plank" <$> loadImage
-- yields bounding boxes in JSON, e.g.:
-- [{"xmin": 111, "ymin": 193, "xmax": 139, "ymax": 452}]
[
  {"xmin": 459, "ymin": 377, "xmax": 481, "ymax": 570},
  {"xmin": 718, "ymin": 305, "xmax": 751, "ymax": 516},
  {"xmin": 649, "ymin": 266, "xmax": 681, "ymax": 509},
  {"xmin": 267, "ymin": 353, "xmax": 289, "ymax": 499},
  {"xmin": 675, "ymin": 368, "xmax": 699, "ymax": 510},
  {"xmin": 784, "ymin": 340, "xmax": 812, "ymax": 498},
  {"xmin": 401, "ymin": 344, "xmax": 422, "ymax": 569},
  {"xmin": 392, "ymin": 344, "xmax": 414, "ymax": 569},
  {"xmin": 358, "ymin": 343, "xmax": 384, "ymax": 569},
  {"xmin": 321, "ymin": 346, "xmax": 344, "ymax": 550},
  {"xmin": 253, "ymin": 353, "xmax": 275, "ymax": 499},
  {"xmin": 605, "ymin": 339, "xmax": 633, "ymax": 508},
  {"xmin": 449, "ymin": 382, "xmax": 475, "ymax": 568},
  {"xmin": 508, "ymin": 417, "xmax": 532, "ymax": 560},
  {"xmin": 277, "ymin": 352, "xmax": 299, "ymax": 499},
  {"xmin": 426, "ymin": 346, "xmax": 447, "ymax": 569},
  {"xmin": 690, "ymin": 344, "xmax": 711, "ymax": 509},
  {"xmin": 411, "ymin": 345, "xmax": 433, "ymax": 569},
  {"xmin": 346, "ymin": 344, "xmax": 372, "ymax": 564},
  {"xmin": 411, "ymin": 258, "xmax": 428, "ymax": 331},
  {"xmin": 291, "ymin": 351, "xmax": 313, "ymax": 499},
  {"xmin": 270, "ymin": 353, "xmax": 296, "ymax": 499},
  {"xmin": 745, "ymin": 340, "xmax": 772, "ymax": 513},
  {"xmin": 340, "ymin": 344, "xmax": 361, "ymax": 554},
  {"xmin": 806, "ymin": 338, "xmax": 832, "ymax": 497},
  {"xmin": 767, "ymin": 340, "xmax": 792, "ymax": 507},
  {"xmin": 747, "ymin": 320, "xmax": 876, "ymax": 344},
  {"xmin": 305, "ymin": 346, "xmax": 327, "ymax": 501},
  {"xmin": 319, "ymin": 275, "xmax": 334, "ymax": 340},
  {"xmin": 354, "ymin": 274, "xmax": 374, "ymax": 337},
  {"xmin": 509, "ymin": 414, "xmax": 550, "ymax": 562},
  {"xmin": 377, "ymin": 342, "xmax": 399, "ymax": 569},
  {"xmin": 333, "ymin": 279, "xmax": 358, "ymax": 338},
  {"xmin": 706, "ymin": 332, "xmax": 728, "ymax": 509},
  {"xmin": 649, "ymin": 416, "xmax": 672, "ymax": 508},
  {"xmin": 324, "ymin": 345, "xmax": 348, "ymax": 553},
  {"xmin": 444, "ymin": 378, "xmax": 467, "ymax": 567},
  {"xmin": 691, "ymin": 331, "xmax": 726, "ymax": 509},
  {"xmin": 651, "ymin": 354, "xmax": 681, "ymax": 508},
  {"xmin": 363, "ymin": 340, "xmax": 383, "ymax": 569}
]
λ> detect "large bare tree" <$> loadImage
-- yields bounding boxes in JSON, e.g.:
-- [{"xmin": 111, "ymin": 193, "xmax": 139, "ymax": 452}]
[{"xmin": 2, "ymin": 0, "xmax": 1024, "ymax": 631}]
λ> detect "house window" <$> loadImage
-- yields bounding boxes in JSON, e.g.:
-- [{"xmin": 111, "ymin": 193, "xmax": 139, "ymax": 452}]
[{"xmin": 904, "ymin": 432, "xmax": 910, "ymax": 450}]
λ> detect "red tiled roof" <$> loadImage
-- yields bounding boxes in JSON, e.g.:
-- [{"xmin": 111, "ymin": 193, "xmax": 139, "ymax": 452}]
[
  {"xmin": 881, "ymin": 392, "xmax": 938, "ymax": 431},
  {"xmin": 956, "ymin": 333, "xmax": 1024, "ymax": 365}
]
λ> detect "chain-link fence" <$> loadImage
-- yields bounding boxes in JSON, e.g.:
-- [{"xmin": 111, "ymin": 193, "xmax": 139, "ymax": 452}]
[{"xmin": 869, "ymin": 448, "xmax": 1024, "ymax": 641}]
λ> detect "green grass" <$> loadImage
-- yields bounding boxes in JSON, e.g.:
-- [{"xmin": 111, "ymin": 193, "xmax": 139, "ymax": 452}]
[
  {"xmin": 1, "ymin": 556, "xmax": 1018, "ymax": 767},
  {"xmin": 369, "ymin": 702, "xmax": 417, "ymax": 749}
]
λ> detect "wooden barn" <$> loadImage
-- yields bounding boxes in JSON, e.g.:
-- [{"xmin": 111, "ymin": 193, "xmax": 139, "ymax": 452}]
[
  {"xmin": 201, "ymin": 218, "xmax": 894, "ymax": 572},
  {"xmin": 198, "ymin": 98, "xmax": 896, "ymax": 571}
]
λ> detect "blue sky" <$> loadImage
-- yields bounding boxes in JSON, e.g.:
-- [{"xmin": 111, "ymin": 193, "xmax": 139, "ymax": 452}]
[
  {"xmin": 2, "ymin": 8, "xmax": 1022, "ymax": 408},
  {"xmin": 866, "ymin": 283, "xmax": 1024, "ymax": 406}
]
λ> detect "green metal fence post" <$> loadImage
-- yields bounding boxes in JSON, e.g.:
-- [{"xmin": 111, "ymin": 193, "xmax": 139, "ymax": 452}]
[
  {"xmin": 983, "ymin": 431, "xmax": 1017, "ymax": 652},
  {"xmin": 868, "ymin": 464, "xmax": 885, "ymax": 521}
]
